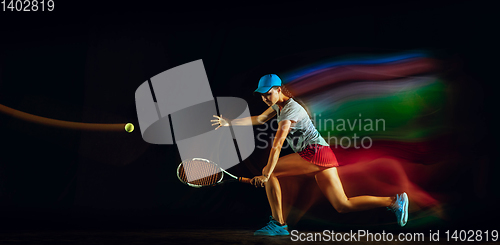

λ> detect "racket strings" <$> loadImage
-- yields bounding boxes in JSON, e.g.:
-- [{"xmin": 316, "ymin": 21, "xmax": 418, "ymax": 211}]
[{"xmin": 179, "ymin": 159, "xmax": 223, "ymax": 186}]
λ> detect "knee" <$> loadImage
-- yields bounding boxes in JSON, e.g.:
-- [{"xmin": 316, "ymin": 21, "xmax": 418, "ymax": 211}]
[
  {"xmin": 266, "ymin": 173, "xmax": 277, "ymax": 180},
  {"xmin": 264, "ymin": 173, "xmax": 277, "ymax": 187},
  {"xmin": 268, "ymin": 169, "xmax": 285, "ymax": 180},
  {"xmin": 333, "ymin": 200, "xmax": 351, "ymax": 214}
]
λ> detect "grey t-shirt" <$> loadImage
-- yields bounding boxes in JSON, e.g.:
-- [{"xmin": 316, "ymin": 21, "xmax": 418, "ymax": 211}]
[{"xmin": 272, "ymin": 98, "xmax": 329, "ymax": 152}]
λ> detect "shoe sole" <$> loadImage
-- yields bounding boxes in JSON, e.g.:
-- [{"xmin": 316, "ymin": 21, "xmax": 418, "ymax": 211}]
[
  {"xmin": 254, "ymin": 225, "xmax": 289, "ymax": 236},
  {"xmin": 254, "ymin": 232, "xmax": 289, "ymax": 236}
]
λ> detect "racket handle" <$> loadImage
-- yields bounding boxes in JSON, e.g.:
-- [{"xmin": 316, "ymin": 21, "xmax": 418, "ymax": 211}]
[{"xmin": 238, "ymin": 177, "xmax": 252, "ymax": 184}]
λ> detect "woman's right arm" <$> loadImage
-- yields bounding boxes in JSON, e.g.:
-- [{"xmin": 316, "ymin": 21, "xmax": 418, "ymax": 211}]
[
  {"xmin": 236, "ymin": 106, "xmax": 276, "ymax": 126},
  {"xmin": 212, "ymin": 106, "xmax": 276, "ymax": 129}
]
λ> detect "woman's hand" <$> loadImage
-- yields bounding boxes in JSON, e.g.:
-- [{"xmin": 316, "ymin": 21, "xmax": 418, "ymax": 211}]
[
  {"xmin": 250, "ymin": 175, "xmax": 269, "ymax": 188},
  {"xmin": 211, "ymin": 115, "xmax": 229, "ymax": 130}
]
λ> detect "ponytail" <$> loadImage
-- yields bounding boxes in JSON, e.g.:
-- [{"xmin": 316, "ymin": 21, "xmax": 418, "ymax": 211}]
[
  {"xmin": 279, "ymin": 85, "xmax": 313, "ymax": 119},
  {"xmin": 281, "ymin": 85, "xmax": 294, "ymax": 98}
]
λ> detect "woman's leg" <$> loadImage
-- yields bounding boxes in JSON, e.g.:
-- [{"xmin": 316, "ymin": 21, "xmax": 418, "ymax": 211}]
[
  {"xmin": 265, "ymin": 175, "xmax": 283, "ymax": 223},
  {"xmin": 315, "ymin": 167, "xmax": 393, "ymax": 213},
  {"xmin": 265, "ymin": 153, "xmax": 326, "ymax": 225}
]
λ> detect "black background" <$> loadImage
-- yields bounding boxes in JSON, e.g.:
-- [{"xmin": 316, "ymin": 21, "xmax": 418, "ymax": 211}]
[{"xmin": 0, "ymin": 0, "xmax": 498, "ymax": 232}]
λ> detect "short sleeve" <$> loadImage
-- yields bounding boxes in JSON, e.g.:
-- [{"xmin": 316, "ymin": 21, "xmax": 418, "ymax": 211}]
[
  {"xmin": 279, "ymin": 104, "xmax": 301, "ymax": 123},
  {"xmin": 271, "ymin": 104, "xmax": 279, "ymax": 112}
]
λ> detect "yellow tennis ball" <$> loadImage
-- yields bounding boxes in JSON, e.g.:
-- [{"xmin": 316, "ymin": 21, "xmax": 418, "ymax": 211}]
[{"xmin": 125, "ymin": 123, "xmax": 134, "ymax": 133}]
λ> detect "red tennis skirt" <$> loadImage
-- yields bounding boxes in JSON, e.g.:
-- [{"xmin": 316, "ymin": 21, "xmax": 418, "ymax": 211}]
[{"xmin": 298, "ymin": 144, "xmax": 339, "ymax": 168}]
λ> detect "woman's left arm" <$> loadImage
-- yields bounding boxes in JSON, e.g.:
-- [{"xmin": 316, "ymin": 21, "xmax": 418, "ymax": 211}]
[{"xmin": 251, "ymin": 120, "xmax": 291, "ymax": 187}]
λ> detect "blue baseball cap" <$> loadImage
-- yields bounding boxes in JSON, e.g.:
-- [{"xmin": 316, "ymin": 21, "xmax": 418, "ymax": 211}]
[{"xmin": 254, "ymin": 74, "xmax": 282, "ymax": 94}]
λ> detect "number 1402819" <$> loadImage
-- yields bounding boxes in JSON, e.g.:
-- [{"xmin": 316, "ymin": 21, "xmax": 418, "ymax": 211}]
[
  {"xmin": 445, "ymin": 230, "xmax": 498, "ymax": 242},
  {"xmin": 2, "ymin": 0, "xmax": 54, "ymax": 11}
]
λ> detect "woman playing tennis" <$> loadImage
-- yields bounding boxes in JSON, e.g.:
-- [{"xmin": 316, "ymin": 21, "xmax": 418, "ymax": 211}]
[{"xmin": 212, "ymin": 74, "xmax": 409, "ymax": 236}]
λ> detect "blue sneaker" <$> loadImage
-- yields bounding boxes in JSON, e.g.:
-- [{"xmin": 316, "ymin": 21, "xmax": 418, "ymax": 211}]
[
  {"xmin": 388, "ymin": 192, "xmax": 409, "ymax": 227},
  {"xmin": 254, "ymin": 216, "xmax": 289, "ymax": 236}
]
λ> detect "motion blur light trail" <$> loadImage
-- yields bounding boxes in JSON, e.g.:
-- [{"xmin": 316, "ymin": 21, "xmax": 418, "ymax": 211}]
[
  {"xmin": 310, "ymin": 78, "xmax": 447, "ymax": 141},
  {"xmin": 283, "ymin": 53, "xmax": 440, "ymax": 96},
  {"xmin": 274, "ymin": 52, "xmax": 467, "ymax": 227},
  {"xmin": 283, "ymin": 52, "xmax": 432, "ymax": 82},
  {"xmin": 282, "ymin": 52, "xmax": 449, "ymax": 151},
  {"xmin": 0, "ymin": 103, "xmax": 133, "ymax": 132},
  {"xmin": 0, "ymin": 103, "xmax": 146, "ymax": 166}
]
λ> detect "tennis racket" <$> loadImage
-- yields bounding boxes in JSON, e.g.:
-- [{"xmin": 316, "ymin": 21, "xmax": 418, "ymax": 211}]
[{"xmin": 177, "ymin": 158, "xmax": 252, "ymax": 188}]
